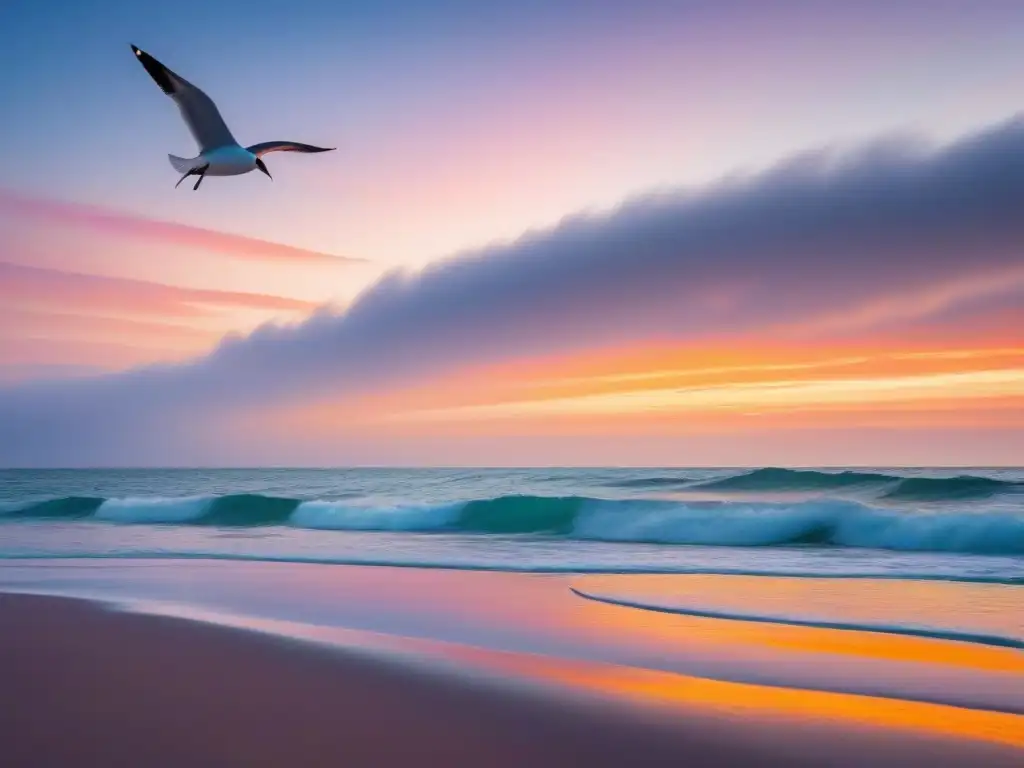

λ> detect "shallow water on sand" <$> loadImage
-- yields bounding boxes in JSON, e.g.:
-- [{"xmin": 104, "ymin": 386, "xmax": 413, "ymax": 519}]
[{"xmin": 2, "ymin": 559, "xmax": 1021, "ymax": 720}]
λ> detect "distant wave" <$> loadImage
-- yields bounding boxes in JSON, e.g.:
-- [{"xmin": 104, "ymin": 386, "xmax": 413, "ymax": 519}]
[
  {"xmin": 602, "ymin": 476, "xmax": 697, "ymax": 490},
  {"xmin": 3, "ymin": 493, "xmax": 1022, "ymax": 555},
  {"xmin": 569, "ymin": 587, "xmax": 1024, "ymax": 650},
  {"xmin": 688, "ymin": 467, "xmax": 1020, "ymax": 500},
  {"xmin": 880, "ymin": 476, "xmax": 1017, "ymax": 501},
  {"xmin": 693, "ymin": 467, "xmax": 894, "ymax": 491}
]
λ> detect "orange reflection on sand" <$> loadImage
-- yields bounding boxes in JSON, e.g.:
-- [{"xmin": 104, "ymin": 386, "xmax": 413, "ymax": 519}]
[
  {"xmin": 411, "ymin": 630, "xmax": 1024, "ymax": 751},
  {"xmin": 567, "ymin": 579, "xmax": 1024, "ymax": 676},
  {"xmin": 125, "ymin": 578, "xmax": 1024, "ymax": 751},
  {"xmin": 151, "ymin": 602, "xmax": 1024, "ymax": 751},
  {"xmin": 512, "ymin": 654, "xmax": 1024, "ymax": 750}
]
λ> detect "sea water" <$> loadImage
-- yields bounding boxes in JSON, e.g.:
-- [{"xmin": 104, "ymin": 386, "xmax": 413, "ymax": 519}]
[
  {"xmin": 1, "ymin": 467, "xmax": 1021, "ymax": 581},
  {"xmin": 2, "ymin": 467, "xmax": 1022, "ymax": 712}
]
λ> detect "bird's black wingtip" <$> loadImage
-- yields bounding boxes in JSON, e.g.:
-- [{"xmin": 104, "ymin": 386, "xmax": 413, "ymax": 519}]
[{"xmin": 129, "ymin": 44, "xmax": 176, "ymax": 95}]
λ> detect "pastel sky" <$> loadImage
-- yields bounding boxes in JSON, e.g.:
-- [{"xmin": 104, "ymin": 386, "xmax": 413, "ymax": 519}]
[{"xmin": 1, "ymin": 0, "xmax": 1022, "ymax": 466}]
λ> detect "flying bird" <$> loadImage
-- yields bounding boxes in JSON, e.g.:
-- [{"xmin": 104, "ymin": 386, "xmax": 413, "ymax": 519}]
[{"xmin": 130, "ymin": 45, "xmax": 335, "ymax": 190}]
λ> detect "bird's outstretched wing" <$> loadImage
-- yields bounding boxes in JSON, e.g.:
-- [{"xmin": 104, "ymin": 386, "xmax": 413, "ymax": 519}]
[
  {"xmin": 131, "ymin": 44, "xmax": 237, "ymax": 152},
  {"xmin": 246, "ymin": 141, "xmax": 336, "ymax": 157}
]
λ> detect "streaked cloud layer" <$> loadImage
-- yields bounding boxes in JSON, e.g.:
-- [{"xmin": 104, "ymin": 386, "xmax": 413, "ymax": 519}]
[
  {"xmin": 0, "ymin": 192, "xmax": 363, "ymax": 268},
  {"xmin": 0, "ymin": 194, "xmax": 374, "ymax": 380},
  {"xmin": 0, "ymin": 261, "xmax": 319, "ymax": 379},
  {"xmin": 1, "ymin": 116, "xmax": 1022, "ymax": 465}
]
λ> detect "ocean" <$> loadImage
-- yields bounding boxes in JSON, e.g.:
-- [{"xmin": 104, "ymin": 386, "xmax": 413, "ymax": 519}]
[
  {"xmin": 1, "ymin": 466, "xmax": 1021, "ymax": 581},
  {"xmin": 2, "ymin": 466, "xmax": 1023, "ymax": 727}
]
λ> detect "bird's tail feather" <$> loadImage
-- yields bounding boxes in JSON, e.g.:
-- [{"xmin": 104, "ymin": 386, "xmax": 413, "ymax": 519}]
[{"xmin": 168, "ymin": 154, "xmax": 199, "ymax": 173}]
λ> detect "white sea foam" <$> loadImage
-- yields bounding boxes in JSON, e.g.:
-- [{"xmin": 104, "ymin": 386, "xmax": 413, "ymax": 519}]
[
  {"xmin": 290, "ymin": 500, "xmax": 463, "ymax": 531},
  {"xmin": 94, "ymin": 496, "xmax": 214, "ymax": 523}
]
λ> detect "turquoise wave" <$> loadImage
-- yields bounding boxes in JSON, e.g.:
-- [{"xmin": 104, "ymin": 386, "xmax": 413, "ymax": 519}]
[{"xmin": 3, "ymin": 492, "xmax": 1023, "ymax": 555}]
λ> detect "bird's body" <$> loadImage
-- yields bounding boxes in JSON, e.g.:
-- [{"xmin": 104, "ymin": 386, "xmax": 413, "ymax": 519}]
[
  {"xmin": 130, "ymin": 45, "xmax": 334, "ymax": 190},
  {"xmin": 170, "ymin": 146, "xmax": 258, "ymax": 177}
]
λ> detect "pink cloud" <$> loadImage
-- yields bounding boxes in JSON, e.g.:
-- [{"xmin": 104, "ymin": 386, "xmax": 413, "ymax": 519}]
[
  {"xmin": 0, "ymin": 262, "xmax": 319, "ymax": 318},
  {"xmin": 0, "ymin": 264, "xmax": 322, "ymax": 377},
  {"xmin": 0, "ymin": 336, "xmax": 182, "ymax": 371},
  {"xmin": 0, "ymin": 190, "xmax": 366, "ymax": 268},
  {"xmin": 0, "ymin": 306, "xmax": 217, "ymax": 350},
  {"xmin": 3, "ymin": 115, "xmax": 1024, "ymax": 465}
]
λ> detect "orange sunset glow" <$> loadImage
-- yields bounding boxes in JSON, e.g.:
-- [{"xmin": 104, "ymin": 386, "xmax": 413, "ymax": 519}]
[
  {"xmin": 3, "ymin": 6, "xmax": 1023, "ymax": 768},
  {"xmin": 256, "ymin": 341, "xmax": 1024, "ymax": 441},
  {"xmin": 2, "ymin": 2, "xmax": 1024, "ymax": 466}
]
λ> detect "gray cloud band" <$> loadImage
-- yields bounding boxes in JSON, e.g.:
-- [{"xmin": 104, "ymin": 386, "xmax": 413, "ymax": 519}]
[{"xmin": 2, "ymin": 116, "xmax": 1023, "ymax": 464}]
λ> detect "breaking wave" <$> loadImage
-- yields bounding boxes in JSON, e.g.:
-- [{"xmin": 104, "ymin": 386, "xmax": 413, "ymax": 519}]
[{"xmin": 2, "ymin": 493, "xmax": 1022, "ymax": 556}]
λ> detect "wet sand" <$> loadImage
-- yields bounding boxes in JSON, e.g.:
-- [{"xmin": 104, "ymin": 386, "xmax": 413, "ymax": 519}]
[{"xmin": 0, "ymin": 592, "xmax": 1021, "ymax": 767}]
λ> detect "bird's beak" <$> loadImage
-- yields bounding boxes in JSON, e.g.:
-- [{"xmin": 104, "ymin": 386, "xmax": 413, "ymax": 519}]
[{"xmin": 255, "ymin": 158, "xmax": 272, "ymax": 180}]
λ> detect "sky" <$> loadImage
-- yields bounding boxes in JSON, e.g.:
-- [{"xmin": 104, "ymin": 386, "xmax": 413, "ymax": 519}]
[{"xmin": 0, "ymin": 0, "xmax": 1022, "ymax": 466}]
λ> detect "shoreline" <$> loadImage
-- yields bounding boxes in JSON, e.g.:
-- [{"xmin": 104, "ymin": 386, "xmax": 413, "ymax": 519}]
[
  {"xmin": 0, "ymin": 550, "xmax": 1021, "ymax": 585},
  {"xmin": 2, "ymin": 591, "xmax": 1023, "ymax": 767}
]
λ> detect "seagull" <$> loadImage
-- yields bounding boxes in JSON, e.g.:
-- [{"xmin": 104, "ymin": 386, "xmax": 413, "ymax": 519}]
[{"xmin": 130, "ymin": 44, "xmax": 335, "ymax": 190}]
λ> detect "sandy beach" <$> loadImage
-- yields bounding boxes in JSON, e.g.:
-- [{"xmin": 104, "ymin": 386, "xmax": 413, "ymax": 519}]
[
  {"xmin": 4, "ymin": 0, "xmax": 1024, "ymax": 759},
  {"xmin": 2, "ymin": 587, "xmax": 1022, "ymax": 768}
]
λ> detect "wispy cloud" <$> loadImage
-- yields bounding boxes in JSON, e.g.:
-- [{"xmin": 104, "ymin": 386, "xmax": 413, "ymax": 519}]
[
  {"xmin": 393, "ymin": 368, "xmax": 1024, "ymax": 422},
  {"xmin": 2, "ymin": 115, "xmax": 1024, "ymax": 464},
  {"xmin": 0, "ymin": 306, "xmax": 226, "ymax": 379},
  {"xmin": 0, "ymin": 262, "xmax": 318, "ymax": 318},
  {"xmin": 0, "ymin": 306, "xmax": 217, "ymax": 350},
  {"xmin": 0, "ymin": 190, "xmax": 366, "ymax": 268},
  {"xmin": 0, "ymin": 263, "xmax": 321, "ymax": 379},
  {"xmin": 0, "ymin": 337, "xmax": 189, "ymax": 378}
]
